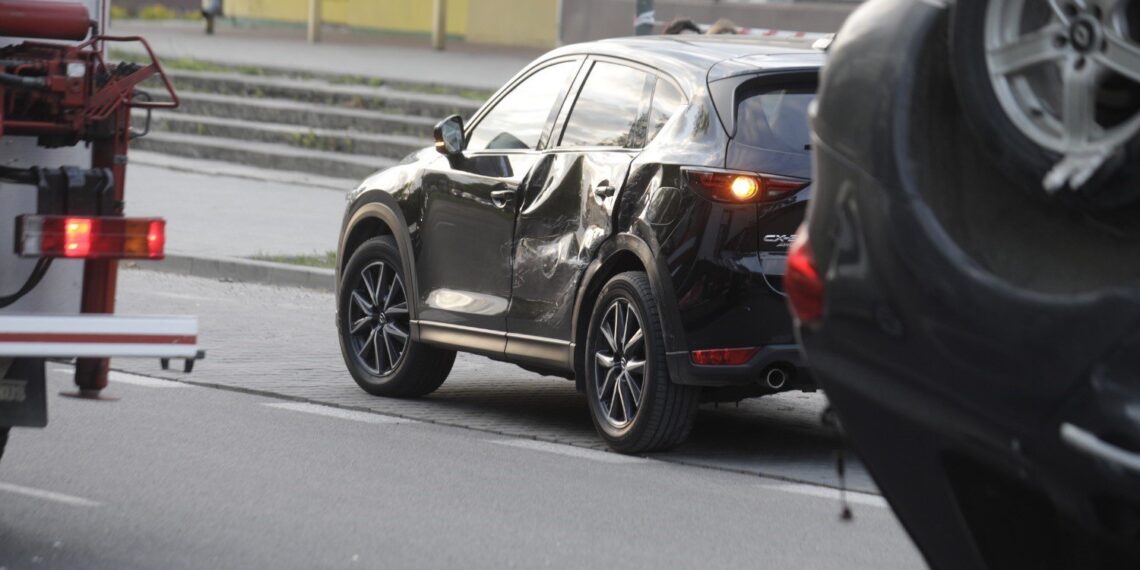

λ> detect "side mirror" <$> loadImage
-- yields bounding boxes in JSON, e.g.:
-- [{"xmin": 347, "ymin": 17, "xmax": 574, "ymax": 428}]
[{"xmin": 434, "ymin": 115, "xmax": 465, "ymax": 157}]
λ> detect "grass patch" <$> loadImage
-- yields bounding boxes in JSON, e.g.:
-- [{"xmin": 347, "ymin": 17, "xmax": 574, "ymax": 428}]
[{"xmin": 251, "ymin": 251, "xmax": 337, "ymax": 269}]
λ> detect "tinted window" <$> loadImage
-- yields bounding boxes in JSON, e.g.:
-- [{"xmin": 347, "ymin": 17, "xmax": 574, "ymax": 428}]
[
  {"xmin": 467, "ymin": 61, "xmax": 575, "ymax": 152},
  {"xmin": 560, "ymin": 62, "xmax": 651, "ymax": 149},
  {"xmin": 734, "ymin": 86, "xmax": 814, "ymax": 154},
  {"xmin": 648, "ymin": 79, "xmax": 684, "ymax": 142}
]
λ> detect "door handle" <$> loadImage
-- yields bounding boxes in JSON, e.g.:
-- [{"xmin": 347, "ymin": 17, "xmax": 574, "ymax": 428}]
[
  {"xmin": 490, "ymin": 188, "xmax": 515, "ymax": 209},
  {"xmin": 1060, "ymin": 422, "xmax": 1140, "ymax": 475},
  {"xmin": 593, "ymin": 183, "xmax": 616, "ymax": 199}
]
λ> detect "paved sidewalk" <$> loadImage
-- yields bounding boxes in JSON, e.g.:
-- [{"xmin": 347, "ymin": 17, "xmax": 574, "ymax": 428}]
[
  {"xmin": 109, "ymin": 20, "xmax": 536, "ymax": 90},
  {"xmin": 122, "ymin": 154, "xmax": 345, "ymax": 289}
]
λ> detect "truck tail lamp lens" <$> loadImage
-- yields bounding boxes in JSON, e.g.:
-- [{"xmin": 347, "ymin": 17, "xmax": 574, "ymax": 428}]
[
  {"xmin": 683, "ymin": 168, "xmax": 808, "ymax": 203},
  {"xmin": 691, "ymin": 347, "xmax": 760, "ymax": 366},
  {"xmin": 17, "ymin": 216, "xmax": 166, "ymax": 259},
  {"xmin": 786, "ymin": 228, "xmax": 823, "ymax": 323}
]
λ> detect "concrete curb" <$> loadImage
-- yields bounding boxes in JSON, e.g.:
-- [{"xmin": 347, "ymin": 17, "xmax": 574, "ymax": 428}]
[{"xmin": 130, "ymin": 253, "xmax": 334, "ymax": 292}]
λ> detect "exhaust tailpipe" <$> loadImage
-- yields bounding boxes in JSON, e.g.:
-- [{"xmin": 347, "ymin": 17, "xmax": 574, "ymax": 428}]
[{"xmin": 765, "ymin": 367, "xmax": 789, "ymax": 390}]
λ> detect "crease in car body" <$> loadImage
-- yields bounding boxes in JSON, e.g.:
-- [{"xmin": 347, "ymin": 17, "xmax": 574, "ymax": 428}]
[{"xmin": 336, "ymin": 35, "xmax": 827, "ymax": 451}]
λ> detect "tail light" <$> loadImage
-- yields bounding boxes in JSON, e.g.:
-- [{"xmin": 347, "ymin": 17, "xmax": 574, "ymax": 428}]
[
  {"xmin": 683, "ymin": 168, "xmax": 808, "ymax": 203},
  {"xmin": 786, "ymin": 226, "xmax": 823, "ymax": 323},
  {"xmin": 16, "ymin": 215, "xmax": 166, "ymax": 259},
  {"xmin": 691, "ymin": 347, "xmax": 761, "ymax": 366}
]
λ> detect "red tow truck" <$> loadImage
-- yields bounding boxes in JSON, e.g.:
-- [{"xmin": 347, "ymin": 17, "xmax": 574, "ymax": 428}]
[{"xmin": 0, "ymin": 0, "xmax": 199, "ymax": 460}]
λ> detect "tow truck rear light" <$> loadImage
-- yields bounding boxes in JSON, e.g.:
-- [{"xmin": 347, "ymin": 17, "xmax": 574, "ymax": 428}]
[
  {"xmin": 16, "ymin": 215, "xmax": 166, "ymax": 259},
  {"xmin": 786, "ymin": 228, "xmax": 823, "ymax": 323},
  {"xmin": 691, "ymin": 347, "xmax": 761, "ymax": 366},
  {"xmin": 683, "ymin": 168, "xmax": 809, "ymax": 203}
]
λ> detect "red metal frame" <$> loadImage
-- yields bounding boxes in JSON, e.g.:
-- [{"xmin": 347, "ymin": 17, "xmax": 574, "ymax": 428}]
[{"xmin": 1, "ymin": 33, "xmax": 180, "ymax": 396}]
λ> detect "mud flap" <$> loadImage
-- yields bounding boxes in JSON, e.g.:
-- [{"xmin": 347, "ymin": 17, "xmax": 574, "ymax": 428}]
[{"xmin": 0, "ymin": 358, "xmax": 48, "ymax": 428}]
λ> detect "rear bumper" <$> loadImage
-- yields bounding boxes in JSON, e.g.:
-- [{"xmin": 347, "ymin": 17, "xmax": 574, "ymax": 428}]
[
  {"xmin": 0, "ymin": 314, "xmax": 199, "ymax": 358},
  {"xmin": 665, "ymin": 343, "xmax": 813, "ymax": 388}
]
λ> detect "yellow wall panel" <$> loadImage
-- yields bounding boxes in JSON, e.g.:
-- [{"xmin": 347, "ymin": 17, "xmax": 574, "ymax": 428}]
[
  {"xmin": 466, "ymin": 0, "xmax": 557, "ymax": 48},
  {"xmin": 226, "ymin": 0, "xmax": 555, "ymax": 47},
  {"xmin": 225, "ymin": 0, "xmax": 308, "ymax": 23}
]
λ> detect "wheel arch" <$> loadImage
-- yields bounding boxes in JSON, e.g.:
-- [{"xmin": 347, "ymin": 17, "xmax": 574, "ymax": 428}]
[
  {"xmin": 338, "ymin": 194, "xmax": 421, "ymax": 323},
  {"xmin": 571, "ymin": 233, "xmax": 685, "ymax": 392}
]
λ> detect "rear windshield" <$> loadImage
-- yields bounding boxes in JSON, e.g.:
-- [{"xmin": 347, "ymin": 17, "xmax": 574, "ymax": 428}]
[{"xmin": 734, "ymin": 85, "xmax": 814, "ymax": 155}]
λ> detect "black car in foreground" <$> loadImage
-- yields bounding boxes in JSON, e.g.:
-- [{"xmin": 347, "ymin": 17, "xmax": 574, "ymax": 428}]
[
  {"xmin": 794, "ymin": 0, "xmax": 1139, "ymax": 567},
  {"xmin": 336, "ymin": 35, "xmax": 823, "ymax": 452}
]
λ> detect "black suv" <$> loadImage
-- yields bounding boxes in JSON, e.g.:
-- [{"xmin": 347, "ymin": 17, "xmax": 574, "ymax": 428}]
[{"xmin": 336, "ymin": 36, "xmax": 823, "ymax": 452}]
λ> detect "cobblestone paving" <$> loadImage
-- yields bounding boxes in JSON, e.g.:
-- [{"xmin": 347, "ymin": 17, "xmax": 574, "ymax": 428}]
[{"xmin": 114, "ymin": 269, "xmax": 875, "ymax": 492}]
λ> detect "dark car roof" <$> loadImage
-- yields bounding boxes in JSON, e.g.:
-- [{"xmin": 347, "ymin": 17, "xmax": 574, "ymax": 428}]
[{"xmin": 542, "ymin": 35, "xmax": 825, "ymax": 87}]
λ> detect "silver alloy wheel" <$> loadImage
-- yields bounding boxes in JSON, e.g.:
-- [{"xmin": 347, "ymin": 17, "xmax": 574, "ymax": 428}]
[
  {"xmin": 592, "ymin": 298, "xmax": 647, "ymax": 429},
  {"xmin": 985, "ymin": 0, "xmax": 1140, "ymax": 189},
  {"xmin": 348, "ymin": 261, "xmax": 410, "ymax": 375}
]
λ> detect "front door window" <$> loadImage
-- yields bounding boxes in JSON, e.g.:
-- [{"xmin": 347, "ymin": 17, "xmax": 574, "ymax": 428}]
[{"xmin": 466, "ymin": 62, "xmax": 577, "ymax": 152}]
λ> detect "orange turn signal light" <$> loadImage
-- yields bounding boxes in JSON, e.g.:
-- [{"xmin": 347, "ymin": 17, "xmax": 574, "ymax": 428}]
[{"xmin": 683, "ymin": 168, "xmax": 808, "ymax": 203}]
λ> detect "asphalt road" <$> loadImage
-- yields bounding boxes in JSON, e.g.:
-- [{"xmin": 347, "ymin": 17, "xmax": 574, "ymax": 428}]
[
  {"xmin": 110, "ymin": 270, "xmax": 878, "ymax": 493},
  {"xmin": 0, "ymin": 367, "xmax": 925, "ymax": 569},
  {"xmin": 0, "ymin": 271, "xmax": 928, "ymax": 568}
]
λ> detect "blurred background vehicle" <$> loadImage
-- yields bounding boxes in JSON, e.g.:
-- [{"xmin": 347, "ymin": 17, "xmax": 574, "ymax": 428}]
[{"xmin": 793, "ymin": 0, "xmax": 1140, "ymax": 567}]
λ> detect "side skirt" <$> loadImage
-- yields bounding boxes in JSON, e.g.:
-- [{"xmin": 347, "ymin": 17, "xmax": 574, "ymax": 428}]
[{"xmin": 414, "ymin": 320, "xmax": 573, "ymax": 374}]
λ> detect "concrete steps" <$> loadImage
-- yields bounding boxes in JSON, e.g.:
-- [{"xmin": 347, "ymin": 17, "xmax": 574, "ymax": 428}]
[
  {"xmin": 130, "ymin": 66, "xmax": 483, "ymax": 181},
  {"xmin": 132, "ymin": 132, "xmax": 396, "ymax": 181},
  {"xmin": 144, "ymin": 112, "xmax": 430, "ymax": 159},
  {"xmin": 155, "ymin": 70, "xmax": 480, "ymax": 119},
  {"xmin": 166, "ymin": 92, "xmax": 438, "ymax": 138}
]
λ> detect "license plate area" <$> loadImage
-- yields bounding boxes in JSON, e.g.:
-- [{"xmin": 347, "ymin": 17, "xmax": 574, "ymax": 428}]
[{"xmin": 0, "ymin": 359, "xmax": 47, "ymax": 428}]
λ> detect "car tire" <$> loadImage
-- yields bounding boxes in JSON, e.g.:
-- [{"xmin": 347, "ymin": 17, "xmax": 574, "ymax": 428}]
[
  {"xmin": 338, "ymin": 237, "xmax": 455, "ymax": 398},
  {"xmin": 949, "ymin": 0, "xmax": 1140, "ymax": 210},
  {"xmin": 0, "ymin": 427, "xmax": 7, "ymax": 463},
  {"xmin": 584, "ymin": 271, "xmax": 699, "ymax": 453}
]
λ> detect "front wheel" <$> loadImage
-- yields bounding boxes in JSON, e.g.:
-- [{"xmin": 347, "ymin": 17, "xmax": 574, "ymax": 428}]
[
  {"xmin": 584, "ymin": 272, "xmax": 699, "ymax": 453},
  {"xmin": 338, "ymin": 237, "xmax": 455, "ymax": 398}
]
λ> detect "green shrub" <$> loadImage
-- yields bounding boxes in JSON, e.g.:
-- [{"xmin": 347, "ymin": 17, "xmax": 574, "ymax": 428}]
[{"xmin": 138, "ymin": 5, "xmax": 180, "ymax": 20}]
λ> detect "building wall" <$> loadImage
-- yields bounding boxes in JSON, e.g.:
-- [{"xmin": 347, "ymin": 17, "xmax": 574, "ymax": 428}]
[
  {"xmin": 223, "ymin": 0, "xmax": 549, "ymax": 45},
  {"xmin": 467, "ymin": 0, "xmax": 558, "ymax": 47}
]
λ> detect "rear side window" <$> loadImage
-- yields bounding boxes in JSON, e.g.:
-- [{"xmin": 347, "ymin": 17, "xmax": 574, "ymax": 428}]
[
  {"xmin": 734, "ymin": 85, "xmax": 814, "ymax": 154},
  {"xmin": 560, "ymin": 61, "xmax": 652, "ymax": 148},
  {"xmin": 648, "ymin": 80, "xmax": 684, "ymax": 142},
  {"xmin": 467, "ymin": 61, "xmax": 576, "ymax": 152}
]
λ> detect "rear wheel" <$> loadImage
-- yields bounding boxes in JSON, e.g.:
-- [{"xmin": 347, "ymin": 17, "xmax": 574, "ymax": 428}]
[
  {"xmin": 338, "ymin": 237, "xmax": 455, "ymax": 397},
  {"xmin": 585, "ymin": 272, "xmax": 699, "ymax": 453},
  {"xmin": 950, "ymin": 0, "xmax": 1140, "ymax": 208}
]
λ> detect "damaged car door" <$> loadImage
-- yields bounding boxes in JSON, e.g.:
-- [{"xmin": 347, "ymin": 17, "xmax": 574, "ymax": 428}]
[
  {"xmin": 505, "ymin": 60, "xmax": 655, "ymax": 368},
  {"xmin": 416, "ymin": 60, "xmax": 580, "ymax": 341}
]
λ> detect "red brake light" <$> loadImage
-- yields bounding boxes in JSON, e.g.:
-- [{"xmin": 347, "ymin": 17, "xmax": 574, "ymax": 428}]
[
  {"xmin": 683, "ymin": 168, "xmax": 808, "ymax": 203},
  {"xmin": 691, "ymin": 347, "xmax": 761, "ymax": 366},
  {"xmin": 63, "ymin": 217, "xmax": 92, "ymax": 258},
  {"xmin": 17, "ymin": 215, "xmax": 166, "ymax": 260},
  {"xmin": 786, "ymin": 228, "xmax": 823, "ymax": 323}
]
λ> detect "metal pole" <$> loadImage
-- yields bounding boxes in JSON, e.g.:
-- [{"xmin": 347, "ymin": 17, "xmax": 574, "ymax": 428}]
[
  {"xmin": 432, "ymin": 0, "xmax": 446, "ymax": 51},
  {"xmin": 635, "ymin": 0, "xmax": 654, "ymax": 35},
  {"xmin": 307, "ymin": 0, "xmax": 322, "ymax": 44}
]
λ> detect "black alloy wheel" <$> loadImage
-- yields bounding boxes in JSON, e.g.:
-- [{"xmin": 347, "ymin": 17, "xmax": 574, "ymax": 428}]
[
  {"xmin": 592, "ymin": 298, "xmax": 648, "ymax": 428},
  {"xmin": 348, "ymin": 259, "xmax": 409, "ymax": 376},
  {"xmin": 338, "ymin": 237, "xmax": 455, "ymax": 398},
  {"xmin": 585, "ymin": 272, "xmax": 699, "ymax": 453}
]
